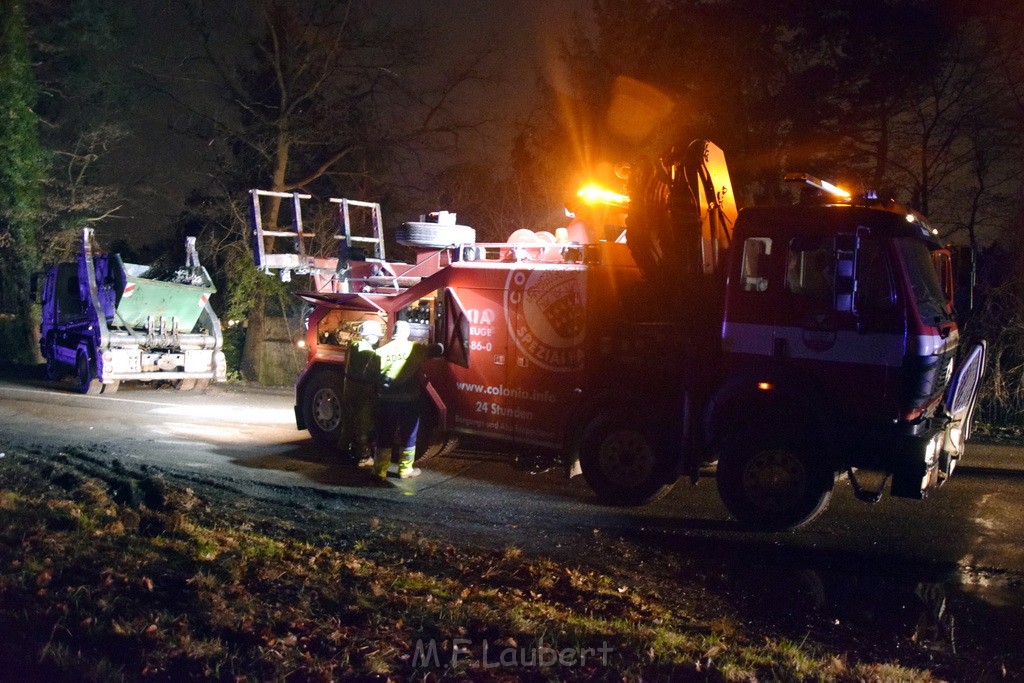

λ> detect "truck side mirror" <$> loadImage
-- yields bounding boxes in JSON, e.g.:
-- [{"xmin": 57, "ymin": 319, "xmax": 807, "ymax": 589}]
[{"xmin": 834, "ymin": 234, "xmax": 857, "ymax": 312}]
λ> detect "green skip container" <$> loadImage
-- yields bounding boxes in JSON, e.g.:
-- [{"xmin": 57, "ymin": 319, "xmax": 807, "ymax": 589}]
[{"xmin": 114, "ymin": 258, "xmax": 217, "ymax": 333}]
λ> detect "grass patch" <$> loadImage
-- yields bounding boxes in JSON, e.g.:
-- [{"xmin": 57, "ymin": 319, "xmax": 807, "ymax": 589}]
[{"xmin": 0, "ymin": 450, "xmax": 944, "ymax": 681}]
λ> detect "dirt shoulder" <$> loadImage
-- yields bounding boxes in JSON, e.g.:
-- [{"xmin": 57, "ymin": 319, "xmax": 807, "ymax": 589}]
[{"xmin": 0, "ymin": 445, "xmax": 964, "ymax": 682}]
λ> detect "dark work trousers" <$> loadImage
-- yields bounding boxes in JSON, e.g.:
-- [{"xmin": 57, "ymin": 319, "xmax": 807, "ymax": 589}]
[{"xmin": 373, "ymin": 399, "xmax": 420, "ymax": 475}]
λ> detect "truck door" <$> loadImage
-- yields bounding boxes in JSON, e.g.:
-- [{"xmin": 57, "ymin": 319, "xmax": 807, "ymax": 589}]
[
  {"xmin": 418, "ymin": 282, "xmax": 514, "ymax": 440},
  {"xmin": 776, "ymin": 232, "xmax": 904, "ymax": 421}
]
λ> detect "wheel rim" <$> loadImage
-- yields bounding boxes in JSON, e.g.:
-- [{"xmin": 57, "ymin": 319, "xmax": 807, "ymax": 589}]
[
  {"xmin": 596, "ymin": 428, "xmax": 656, "ymax": 486},
  {"xmin": 741, "ymin": 448, "xmax": 808, "ymax": 512},
  {"xmin": 311, "ymin": 387, "xmax": 341, "ymax": 432}
]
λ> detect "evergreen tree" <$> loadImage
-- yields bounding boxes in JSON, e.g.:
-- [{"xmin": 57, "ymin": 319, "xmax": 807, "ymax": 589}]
[{"xmin": 0, "ymin": 0, "xmax": 47, "ymax": 363}]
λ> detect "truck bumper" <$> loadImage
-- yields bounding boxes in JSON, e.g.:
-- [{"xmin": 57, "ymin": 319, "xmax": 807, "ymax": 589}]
[{"xmin": 99, "ymin": 348, "xmax": 227, "ymax": 383}]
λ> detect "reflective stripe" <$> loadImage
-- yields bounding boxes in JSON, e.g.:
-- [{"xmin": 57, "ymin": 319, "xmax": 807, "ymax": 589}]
[
  {"xmin": 723, "ymin": 321, "xmax": 905, "ymax": 366},
  {"xmin": 721, "ymin": 321, "xmax": 774, "ymax": 356}
]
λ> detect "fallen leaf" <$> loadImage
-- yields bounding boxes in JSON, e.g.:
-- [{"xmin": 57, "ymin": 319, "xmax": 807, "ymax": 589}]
[{"xmin": 705, "ymin": 644, "xmax": 724, "ymax": 658}]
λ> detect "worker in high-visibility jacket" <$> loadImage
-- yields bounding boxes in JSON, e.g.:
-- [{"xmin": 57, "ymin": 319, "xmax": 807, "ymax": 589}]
[
  {"xmin": 339, "ymin": 319, "xmax": 382, "ymax": 465},
  {"xmin": 372, "ymin": 320, "xmax": 434, "ymax": 480}
]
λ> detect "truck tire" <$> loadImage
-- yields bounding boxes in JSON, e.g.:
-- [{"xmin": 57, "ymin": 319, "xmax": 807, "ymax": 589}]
[
  {"xmin": 419, "ymin": 434, "xmax": 460, "ymax": 462},
  {"xmin": 416, "ymin": 399, "xmax": 459, "ymax": 462},
  {"xmin": 580, "ymin": 414, "xmax": 674, "ymax": 506},
  {"xmin": 395, "ymin": 223, "xmax": 476, "ymax": 249},
  {"xmin": 45, "ymin": 357, "xmax": 65, "ymax": 381},
  {"xmin": 716, "ymin": 431, "xmax": 834, "ymax": 531},
  {"xmin": 76, "ymin": 350, "xmax": 102, "ymax": 395},
  {"xmin": 302, "ymin": 370, "xmax": 346, "ymax": 452}
]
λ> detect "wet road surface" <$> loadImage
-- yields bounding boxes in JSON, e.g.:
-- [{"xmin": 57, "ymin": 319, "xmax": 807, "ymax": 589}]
[{"xmin": 2, "ymin": 375, "xmax": 1023, "ymax": 678}]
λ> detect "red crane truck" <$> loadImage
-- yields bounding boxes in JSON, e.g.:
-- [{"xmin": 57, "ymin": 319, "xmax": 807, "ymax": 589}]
[{"xmin": 249, "ymin": 140, "xmax": 985, "ymax": 530}]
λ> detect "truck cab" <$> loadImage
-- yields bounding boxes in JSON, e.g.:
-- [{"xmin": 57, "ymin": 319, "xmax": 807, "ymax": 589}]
[{"xmin": 707, "ymin": 199, "xmax": 984, "ymax": 528}]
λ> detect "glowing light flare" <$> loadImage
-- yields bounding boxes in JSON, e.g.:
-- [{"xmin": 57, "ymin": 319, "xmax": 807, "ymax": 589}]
[
  {"xmin": 819, "ymin": 180, "xmax": 850, "ymax": 198},
  {"xmin": 576, "ymin": 184, "xmax": 630, "ymax": 207},
  {"xmin": 757, "ymin": 381, "xmax": 773, "ymax": 391}
]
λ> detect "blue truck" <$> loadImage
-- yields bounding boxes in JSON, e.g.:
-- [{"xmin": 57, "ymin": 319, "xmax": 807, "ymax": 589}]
[{"xmin": 38, "ymin": 228, "xmax": 226, "ymax": 393}]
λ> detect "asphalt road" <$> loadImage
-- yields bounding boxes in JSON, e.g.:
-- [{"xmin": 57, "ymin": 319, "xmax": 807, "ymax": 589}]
[{"xmin": 2, "ymin": 375, "xmax": 1024, "ymax": 675}]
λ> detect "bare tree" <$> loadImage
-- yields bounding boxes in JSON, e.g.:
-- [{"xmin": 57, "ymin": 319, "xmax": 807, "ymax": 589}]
[
  {"xmin": 879, "ymin": 23, "xmax": 1020, "ymax": 248},
  {"xmin": 144, "ymin": 0, "xmax": 493, "ymax": 381}
]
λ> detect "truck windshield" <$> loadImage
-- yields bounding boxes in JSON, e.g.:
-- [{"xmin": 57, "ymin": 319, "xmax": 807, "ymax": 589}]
[{"xmin": 896, "ymin": 238, "xmax": 950, "ymax": 325}]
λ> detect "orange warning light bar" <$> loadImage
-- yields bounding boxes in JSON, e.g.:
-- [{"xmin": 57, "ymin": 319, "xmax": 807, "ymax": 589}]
[{"xmin": 577, "ymin": 184, "xmax": 630, "ymax": 207}]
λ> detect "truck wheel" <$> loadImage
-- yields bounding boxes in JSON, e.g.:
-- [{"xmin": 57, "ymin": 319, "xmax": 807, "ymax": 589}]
[
  {"xmin": 45, "ymin": 358, "xmax": 65, "ymax": 381},
  {"xmin": 395, "ymin": 222, "xmax": 476, "ymax": 249},
  {"xmin": 580, "ymin": 414, "xmax": 674, "ymax": 506},
  {"xmin": 419, "ymin": 435, "xmax": 460, "ymax": 462},
  {"xmin": 716, "ymin": 432, "xmax": 833, "ymax": 531},
  {"xmin": 416, "ymin": 399, "xmax": 459, "ymax": 462},
  {"xmin": 76, "ymin": 351, "xmax": 102, "ymax": 395},
  {"xmin": 302, "ymin": 370, "xmax": 345, "ymax": 452}
]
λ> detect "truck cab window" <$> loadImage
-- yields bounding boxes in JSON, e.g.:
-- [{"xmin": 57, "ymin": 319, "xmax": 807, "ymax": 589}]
[
  {"xmin": 740, "ymin": 238, "xmax": 772, "ymax": 292},
  {"xmin": 855, "ymin": 238, "xmax": 895, "ymax": 312},
  {"xmin": 786, "ymin": 237, "xmax": 833, "ymax": 302},
  {"xmin": 896, "ymin": 238, "xmax": 950, "ymax": 324}
]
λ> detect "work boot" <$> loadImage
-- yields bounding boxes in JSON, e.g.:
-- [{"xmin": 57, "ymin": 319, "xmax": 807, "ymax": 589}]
[
  {"xmin": 397, "ymin": 449, "xmax": 418, "ymax": 479},
  {"xmin": 373, "ymin": 448, "xmax": 392, "ymax": 480},
  {"xmin": 353, "ymin": 446, "xmax": 374, "ymax": 468}
]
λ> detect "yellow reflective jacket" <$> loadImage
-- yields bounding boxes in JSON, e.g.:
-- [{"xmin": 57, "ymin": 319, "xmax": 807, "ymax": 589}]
[{"xmin": 376, "ymin": 339, "xmax": 429, "ymax": 401}]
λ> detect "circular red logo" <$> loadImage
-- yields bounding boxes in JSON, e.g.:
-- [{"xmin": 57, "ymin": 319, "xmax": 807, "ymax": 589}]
[{"xmin": 505, "ymin": 269, "xmax": 585, "ymax": 372}]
